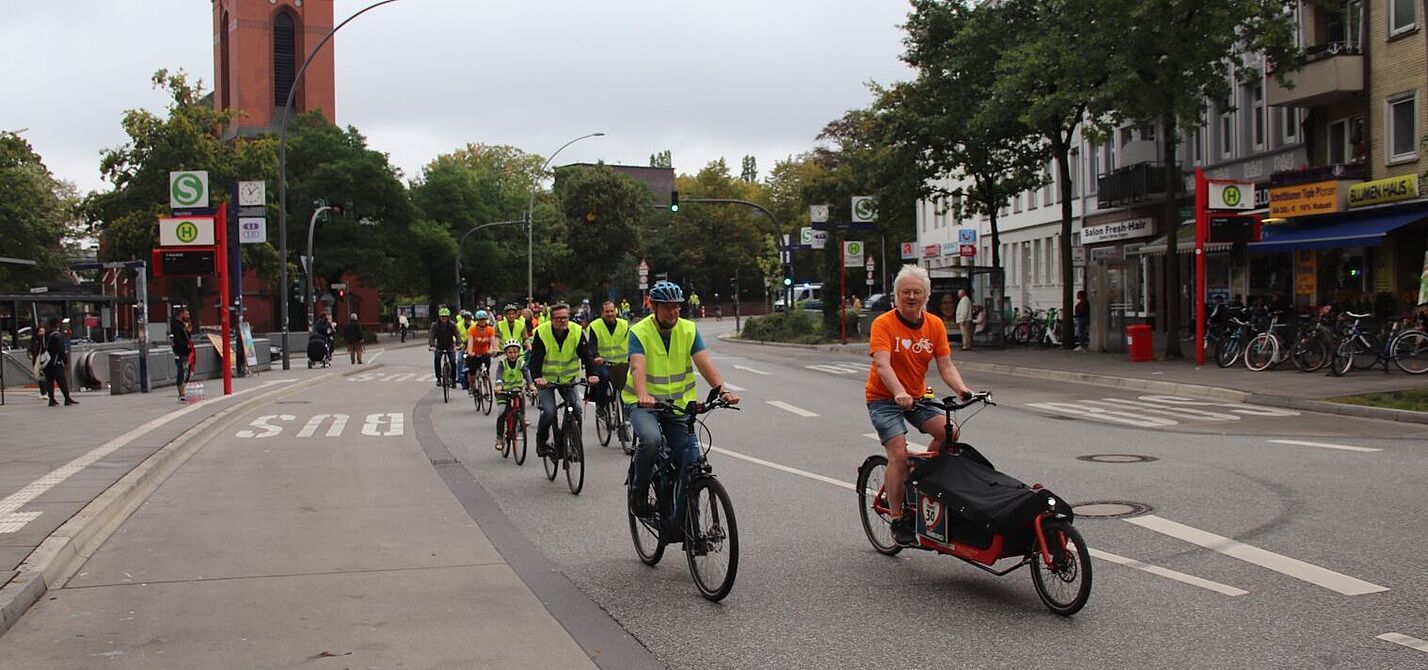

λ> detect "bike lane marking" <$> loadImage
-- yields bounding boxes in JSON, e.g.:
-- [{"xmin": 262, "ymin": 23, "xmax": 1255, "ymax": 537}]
[
  {"xmin": 733, "ymin": 365, "xmax": 771, "ymax": 376},
  {"xmin": 708, "ymin": 446, "xmax": 853, "ymax": 491},
  {"xmin": 1376, "ymin": 633, "xmax": 1428, "ymax": 655},
  {"xmin": 0, "ymin": 379, "xmax": 298, "ymax": 535},
  {"xmin": 722, "ymin": 382, "xmax": 746, "ymax": 392},
  {"xmin": 1267, "ymin": 439, "xmax": 1381, "ymax": 453},
  {"xmin": 1088, "ymin": 548, "xmax": 1248, "ymax": 596},
  {"xmin": 767, "ymin": 400, "xmax": 819, "ymax": 417},
  {"xmin": 1125, "ymin": 515, "xmax": 1388, "ymax": 595}
]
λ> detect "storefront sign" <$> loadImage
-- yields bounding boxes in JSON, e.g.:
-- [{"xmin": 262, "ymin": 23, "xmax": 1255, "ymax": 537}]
[
  {"xmin": 940, "ymin": 242, "xmax": 958, "ymax": 257},
  {"xmin": 1294, "ymin": 250, "xmax": 1316, "ymax": 299},
  {"xmin": 900, "ymin": 242, "xmax": 917, "ymax": 260},
  {"xmin": 1347, "ymin": 175, "xmax": 1420, "ymax": 209},
  {"xmin": 1072, "ymin": 247, "xmax": 1086, "ymax": 267},
  {"xmin": 1090, "ymin": 247, "xmax": 1123, "ymax": 262},
  {"xmin": 1269, "ymin": 180, "xmax": 1347, "ymax": 217},
  {"xmin": 923, "ymin": 244, "xmax": 939, "ymax": 259},
  {"xmin": 1081, "ymin": 217, "xmax": 1154, "ymax": 244}
]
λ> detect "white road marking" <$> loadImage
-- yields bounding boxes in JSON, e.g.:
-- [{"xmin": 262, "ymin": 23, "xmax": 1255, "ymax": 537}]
[
  {"xmin": 863, "ymin": 433, "xmax": 930, "ymax": 453},
  {"xmin": 1376, "ymin": 633, "xmax": 1428, "ymax": 654},
  {"xmin": 1025, "ymin": 401, "xmax": 1179, "ymax": 427},
  {"xmin": 805, "ymin": 363, "xmax": 866, "ymax": 375},
  {"xmin": 235, "ymin": 414, "xmax": 296, "ymax": 439},
  {"xmin": 1088, "ymin": 548, "xmax": 1248, "ymax": 596},
  {"xmin": 767, "ymin": 400, "xmax": 819, "ymax": 417},
  {"xmin": 0, "ymin": 379, "xmax": 298, "ymax": 533},
  {"xmin": 1126, "ymin": 514, "xmax": 1388, "ymax": 595},
  {"xmin": 733, "ymin": 365, "xmax": 770, "ymax": 376},
  {"xmin": 1267, "ymin": 439, "xmax": 1382, "ymax": 453},
  {"xmin": 1084, "ymin": 398, "xmax": 1240, "ymax": 421},
  {"xmin": 362, "ymin": 412, "xmax": 405, "ymax": 437},
  {"xmin": 722, "ymin": 382, "xmax": 746, "ymax": 392},
  {"xmin": 364, "ymin": 349, "xmax": 385, "ymax": 363},
  {"xmin": 297, "ymin": 413, "xmax": 349, "ymax": 438},
  {"xmin": 708, "ymin": 446, "xmax": 853, "ymax": 491}
]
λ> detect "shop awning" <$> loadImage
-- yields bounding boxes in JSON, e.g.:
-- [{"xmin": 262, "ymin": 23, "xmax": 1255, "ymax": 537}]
[
  {"xmin": 1133, "ymin": 223, "xmax": 1234, "ymax": 255},
  {"xmin": 1249, "ymin": 210, "xmax": 1426, "ymax": 254}
]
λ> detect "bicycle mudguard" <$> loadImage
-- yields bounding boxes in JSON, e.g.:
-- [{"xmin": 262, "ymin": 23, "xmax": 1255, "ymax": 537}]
[{"xmin": 909, "ymin": 445, "xmax": 1071, "ymax": 535}]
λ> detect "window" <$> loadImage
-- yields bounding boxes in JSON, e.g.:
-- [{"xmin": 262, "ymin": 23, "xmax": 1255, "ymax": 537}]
[
  {"xmin": 1140, "ymin": 123, "xmax": 1156, "ymax": 142},
  {"xmin": 1069, "ymin": 149, "xmax": 1080, "ymax": 199},
  {"xmin": 1119, "ymin": 127, "xmax": 1134, "ymax": 148},
  {"xmin": 1281, "ymin": 108, "xmax": 1298, "ymax": 145},
  {"xmin": 273, "ymin": 11, "xmax": 297, "ymax": 108},
  {"xmin": 1028, "ymin": 187, "xmax": 1038, "ymax": 210},
  {"xmin": 1193, "ymin": 126, "xmax": 1205, "ymax": 164},
  {"xmin": 1049, "ymin": 235, "xmax": 1058, "ymax": 282},
  {"xmin": 1033, "ymin": 239, "xmax": 1042, "ymax": 285},
  {"xmin": 1013, "ymin": 193, "xmax": 1023, "ymax": 214},
  {"xmin": 1328, "ymin": 118, "xmax": 1349, "ymax": 164},
  {"xmin": 1388, "ymin": 94, "xmax": 1418, "ymax": 161},
  {"xmin": 1252, "ymin": 85, "xmax": 1265, "ymax": 150},
  {"xmin": 1043, "ymin": 162, "xmax": 1054, "ymax": 205},
  {"xmin": 1391, "ymin": 0, "xmax": 1416, "ymax": 36},
  {"xmin": 1103, "ymin": 142, "xmax": 1116, "ymax": 173},
  {"xmin": 1087, "ymin": 144, "xmax": 1100, "ymax": 194},
  {"xmin": 1220, "ymin": 102, "xmax": 1235, "ymax": 158}
]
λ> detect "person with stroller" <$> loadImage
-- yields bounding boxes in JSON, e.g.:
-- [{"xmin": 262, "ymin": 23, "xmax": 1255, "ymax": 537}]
[{"xmin": 310, "ymin": 313, "xmax": 336, "ymax": 368}]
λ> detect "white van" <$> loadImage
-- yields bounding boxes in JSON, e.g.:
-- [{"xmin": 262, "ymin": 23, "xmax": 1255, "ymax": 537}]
[{"xmin": 773, "ymin": 283, "xmax": 823, "ymax": 312}]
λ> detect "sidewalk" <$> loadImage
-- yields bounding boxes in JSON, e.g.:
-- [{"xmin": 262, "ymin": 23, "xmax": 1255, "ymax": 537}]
[{"xmin": 723, "ymin": 332, "xmax": 1428, "ymax": 423}]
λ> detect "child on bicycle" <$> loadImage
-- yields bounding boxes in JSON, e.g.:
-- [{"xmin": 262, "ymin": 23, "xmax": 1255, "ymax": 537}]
[{"xmin": 494, "ymin": 339, "xmax": 535, "ymax": 451}]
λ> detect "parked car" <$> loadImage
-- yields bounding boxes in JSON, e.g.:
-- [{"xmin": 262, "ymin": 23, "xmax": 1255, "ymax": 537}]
[{"xmin": 860, "ymin": 293, "xmax": 891, "ymax": 315}]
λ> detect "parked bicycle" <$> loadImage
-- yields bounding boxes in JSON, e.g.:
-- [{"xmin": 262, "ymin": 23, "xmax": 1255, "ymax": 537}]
[
  {"xmin": 1290, "ymin": 306, "xmax": 1337, "ymax": 372},
  {"xmin": 1330, "ymin": 312, "xmax": 1428, "ymax": 376},
  {"xmin": 540, "ymin": 380, "xmax": 588, "ymax": 494},
  {"xmin": 1244, "ymin": 309, "xmax": 1294, "ymax": 372},
  {"xmin": 627, "ymin": 387, "xmax": 740, "ymax": 601}
]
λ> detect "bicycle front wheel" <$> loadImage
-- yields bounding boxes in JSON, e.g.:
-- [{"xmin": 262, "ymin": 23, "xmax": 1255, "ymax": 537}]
[
  {"xmin": 1330, "ymin": 340, "xmax": 1354, "ymax": 377},
  {"xmin": 1293, "ymin": 334, "xmax": 1329, "ymax": 372},
  {"xmin": 442, "ymin": 367, "xmax": 450, "ymax": 403},
  {"xmin": 1215, "ymin": 336, "xmax": 1241, "ymax": 368},
  {"xmin": 513, "ymin": 413, "xmax": 528, "ymax": 466},
  {"xmin": 1030, "ymin": 519, "xmax": 1092, "ymax": 616},
  {"xmin": 564, "ymin": 422, "xmax": 585, "ymax": 495},
  {"xmin": 1392, "ymin": 330, "xmax": 1428, "ymax": 374},
  {"xmin": 685, "ymin": 476, "xmax": 739, "ymax": 601},
  {"xmin": 480, "ymin": 377, "xmax": 494, "ymax": 415},
  {"xmin": 596, "ymin": 400, "xmax": 613, "ymax": 447},
  {"xmin": 1244, "ymin": 333, "xmax": 1278, "ymax": 372},
  {"xmin": 856, "ymin": 455, "xmax": 901, "ymax": 556}
]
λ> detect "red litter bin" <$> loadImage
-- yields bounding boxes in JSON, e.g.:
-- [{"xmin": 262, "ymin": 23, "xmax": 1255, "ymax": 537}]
[{"xmin": 1126, "ymin": 324, "xmax": 1153, "ymax": 362}]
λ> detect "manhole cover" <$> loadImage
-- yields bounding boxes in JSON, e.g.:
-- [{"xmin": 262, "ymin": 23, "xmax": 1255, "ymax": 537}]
[
  {"xmin": 1072, "ymin": 501, "xmax": 1154, "ymax": 518},
  {"xmin": 1076, "ymin": 454, "xmax": 1158, "ymax": 464}
]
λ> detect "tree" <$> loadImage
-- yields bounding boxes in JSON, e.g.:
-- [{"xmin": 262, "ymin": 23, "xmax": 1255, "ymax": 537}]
[
  {"xmin": 740, "ymin": 155, "xmax": 758, "ymax": 183},
  {"xmin": 887, "ymin": 0, "xmax": 1048, "ymax": 271},
  {"xmin": 1095, "ymin": 0, "xmax": 1298, "ymax": 357},
  {"xmin": 0, "ymin": 133, "xmax": 77, "ymax": 290},
  {"xmin": 552, "ymin": 164, "xmax": 650, "ymax": 294},
  {"xmin": 648, "ymin": 150, "xmax": 672, "ymax": 169}
]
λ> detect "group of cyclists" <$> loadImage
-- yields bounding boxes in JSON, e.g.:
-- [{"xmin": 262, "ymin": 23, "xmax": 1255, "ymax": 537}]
[{"xmin": 430, "ymin": 265, "xmax": 976, "ymax": 552}]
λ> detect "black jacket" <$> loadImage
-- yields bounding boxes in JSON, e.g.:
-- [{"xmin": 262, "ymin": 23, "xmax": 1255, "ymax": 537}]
[
  {"xmin": 343, "ymin": 322, "xmax": 364, "ymax": 344},
  {"xmin": 45, "ymin": 331, "xmax": 67, "ymax": 368},
  {"xmin": 171, "ymin": 318, "xmax": 192, "ymax": 354}
]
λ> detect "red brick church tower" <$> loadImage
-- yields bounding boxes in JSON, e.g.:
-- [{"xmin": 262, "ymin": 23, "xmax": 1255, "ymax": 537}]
[{"xmin": 212, "ymin": 0, "xmax": 336, "ymax": 137}]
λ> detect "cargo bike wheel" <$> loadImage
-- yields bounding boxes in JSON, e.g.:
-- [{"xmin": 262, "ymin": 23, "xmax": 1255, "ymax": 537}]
[
  {"xmin": 856, "ymin": 455, "xmax": 902, "ymax": 556},
  {"xmin": 1030, "ymin": 519, "xmax": 1092, "ymax": 616}
]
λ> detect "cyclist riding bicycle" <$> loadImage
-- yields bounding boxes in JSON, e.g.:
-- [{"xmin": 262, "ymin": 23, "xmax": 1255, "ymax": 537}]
[
  {"xmin": 429, "ymin": 307, "xmax": 461, "ymax": 387},
  {"xmin": 866, "ymin": 265, "xmax": 976, "ymax": 546},
  {"xmin": 586, "ymin": 300, "xmax": 630, "ymax": 409},
  {"xmin": 454, "ymin": 310, "xmax": 473, "ymax": 390},
  {"xmin": 626, "ymin": 281, "xmax": 740, "ymax": 517},
  {"xmin": 494, "ymin": 339, "xmax": 535, "ymax": 451},
  {"xmin": 530, "ymin": 303, "xmax": 600, "ymax": 457},
  {"xmin": 466, "ymin": 309, "xmax": 496, "ymax": 389},
  {"xmin": 496, "ymin": 303, "xmax": 528, "ymax": 349}
]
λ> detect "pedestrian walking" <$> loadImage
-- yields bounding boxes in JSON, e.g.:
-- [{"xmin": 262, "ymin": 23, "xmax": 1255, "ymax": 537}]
[
  {"xmin": 398, "ymin": 312, "xmax": 410, "ymax": 342},
  {"xmin": 43, "ymin": 317, "xmax": 77, "ymax": 406},
  {"xmin": 1074, "ymin": 290, "xmax": 1090, "ymax": 351},
  {"xmin": 171, "ymin": 308, "xmax": 193, "ymax": 401},
  {"xmin": 29, "ymin": 325, "xmax": 51, "ymax": 399},
  {"xmin": 344, "ymin": 313, "xmax": 365, "ymax": 364},
  {"xmin": 955, "ymin": 289, "xmax": 974, "ymax": 351}
]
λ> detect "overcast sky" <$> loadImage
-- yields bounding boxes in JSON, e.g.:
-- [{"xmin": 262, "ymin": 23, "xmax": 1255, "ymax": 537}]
[{"xmin": 1, "ymin": 0, "xmax": 913, "ymax": 196}]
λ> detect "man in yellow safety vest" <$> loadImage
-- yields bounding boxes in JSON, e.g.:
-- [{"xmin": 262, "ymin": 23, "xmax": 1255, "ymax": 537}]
[{"xmin": 530, "ymin": 303, "xmax": 600, "ymax": 457}]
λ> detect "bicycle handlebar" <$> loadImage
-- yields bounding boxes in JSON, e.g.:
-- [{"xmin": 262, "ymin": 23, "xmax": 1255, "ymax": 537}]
[{"xmin": 916, "ymin": 390, "xmax": 994, "ymax": 413}]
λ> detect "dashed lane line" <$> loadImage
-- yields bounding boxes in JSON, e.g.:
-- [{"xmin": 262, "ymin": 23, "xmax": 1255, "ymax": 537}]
[
  {"xmin": 1125, "ymin": 514, "xmax": 1388, "ymax": 596},
  {"xmin": 863, "ymin": 433, "xmax": 929, "ymax": 452},
  {"xmin": 722, "ymin": 382, "xmax": 746, "ymax": 392},
  {"xmin": 767, "ymin": 400, "xmax": 819, "ymax": 417},
  {"xmin": 709, "ymin": 446, "xmax": 853, "ymax": 491},
  {"xmin": 1088, "ymin": 548, "xmax": 1248, "ymax": 596},
  {"xmin": 733, "ymin": 365, "xmax": 771, "ymax": 376},
  {"xmin": 1266, "ymin": 439, "xmax": 1382, "ymax": 453},
  {"xmin": 1376, "ymin": 633, "xmax": 1428, "ymax": 654}
]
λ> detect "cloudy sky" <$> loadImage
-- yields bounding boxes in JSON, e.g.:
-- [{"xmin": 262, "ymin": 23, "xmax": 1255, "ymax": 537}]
[{"xmin": 2, "ymin": 0, "xmax": 914, "ymax": 195}]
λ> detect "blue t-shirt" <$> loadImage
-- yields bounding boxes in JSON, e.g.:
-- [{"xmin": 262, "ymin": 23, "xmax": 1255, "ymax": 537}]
[{"xmin": 628, "ymin": 327, "xmax": 705, "ymax": 358}]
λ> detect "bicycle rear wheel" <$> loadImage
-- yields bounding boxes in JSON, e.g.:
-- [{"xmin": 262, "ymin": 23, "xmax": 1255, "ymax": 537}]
[
  {"xmin": 1244, "ymin": 333, "xmax": 1277, "ymax": 372},
  {"xmin": 856, "ymin": 455, "xmax": 901, "ymax": 556},
  {"xmin": 1012, "ymin": 322, "xmax": 1030, "ymax": 345},
  {"xmin": 1292, "ymin": 334, "xmax": 1328, "ymax": 372},
  {"xmin": 613, "ymin": 401, "xmax": 631, "ymax": 452},
  {"xmin": 596, "ymin": 400, "xmax": 613, "ymax": 447},
  {"xmin": 564, "ymin": 420, "xmax": 585, "ymax": 495},
  {"xmin": 629, "ymin": 484, "xmax": 665, "ymax": 566},
  {"xmin": 1329, "ymin": 339, "xmax": 1354, "ymax": 377},
  {"xmin": 1215, "ymin": 336, "xmax": 1241, "ymax": 368},
  {"xmin": 1393, "ymin": 330, "xmax": 1428, "ymax": 374},
  {"xmin": 685, "ymin": 476, "xmax": 739, "ymax": 601},
  {"xmin": 1030, "ymin": 519, "xmax": 1092, "ymax": 616},
  {"xmin": 1353, "ymin": 334, "xmax": 1382, "ymax": 370},
  {"xmin": 542, "ymin": 416, "xmax": 559, "ymax": 481}
]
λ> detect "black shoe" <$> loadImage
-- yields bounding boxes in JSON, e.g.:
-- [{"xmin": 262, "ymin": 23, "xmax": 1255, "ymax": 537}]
[
  {"xmin": 64, "ymin": 399, "xmax": 78, "ymax": 406},
  {"xmin": 48, "ymin": 400, "xmax": 59, "ymax": 407},
  {"xmin": 628, "ymin": 489, "xmax": 654, "ymax": 518},
  {"xmin": 890, "ymin": 517, "xmax": 917, "ymax": 546},
  {"xmin": 537, "ymin": 440, "xmax": 552, "ymax": 457}
]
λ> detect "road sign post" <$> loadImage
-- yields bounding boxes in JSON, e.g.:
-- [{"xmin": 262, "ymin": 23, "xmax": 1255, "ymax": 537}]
[{"xmin": 217, "ymin": 201, "xmax": 233, "ymax": 396}]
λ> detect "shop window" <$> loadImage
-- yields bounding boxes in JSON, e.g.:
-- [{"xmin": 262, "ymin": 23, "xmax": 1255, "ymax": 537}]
[
  {"xmin": 1388, "ymin": 94, "xmax": 1418, "ymax": 162},
  {"xmin": 1391, "ymin": 0, "xmax": 1416, "ymax": 36}
]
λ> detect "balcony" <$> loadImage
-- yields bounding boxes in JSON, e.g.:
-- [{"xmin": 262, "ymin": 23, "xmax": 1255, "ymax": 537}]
[
  {"xmin": 1268, "ymin": 43, "xmax": 1364, "ymax": 108},
  {"xmin": 1097, "ymin": 162, "xmax": 1168, "ymax": 209}
]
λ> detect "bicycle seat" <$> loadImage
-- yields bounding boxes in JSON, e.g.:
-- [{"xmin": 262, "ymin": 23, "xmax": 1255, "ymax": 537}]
[{"xmin": 1346, "ymin": 311, "xmax": 1370, "ymax": 319}]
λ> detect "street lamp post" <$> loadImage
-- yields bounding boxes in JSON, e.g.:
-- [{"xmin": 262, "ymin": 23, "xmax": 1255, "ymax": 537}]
[
  {"xmin": 455, "ymin": 219, "xmax": 525, "ymax": 310},
  {"xmin": 526, "ymin": 132, "xmax": 604, "ymax": 305},
  {"xmin": 303, "ymin": 204, "xmax": 337, "ymax": 330},
  {"xmin": 277, "ymin": 0, "xmax": 402, "ymax": 369}
]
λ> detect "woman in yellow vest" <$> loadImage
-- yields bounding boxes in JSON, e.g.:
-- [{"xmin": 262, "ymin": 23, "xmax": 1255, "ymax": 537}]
[
  {"xmin": 625, "ymin": 281, "xmax": 739, "ymax": 516},
  {"xmin": 530, "ymin": 303, "xmax": 600, "ymax": 457}
]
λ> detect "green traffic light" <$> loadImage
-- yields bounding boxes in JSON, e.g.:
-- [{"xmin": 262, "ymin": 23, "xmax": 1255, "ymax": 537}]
[
  {"xmin": 670, "ymin": 204, "xmax": 680, "ymax": 213},
  {"xmin": 783, "ymin": 277, "xmax": 792, "ymax": 286}
]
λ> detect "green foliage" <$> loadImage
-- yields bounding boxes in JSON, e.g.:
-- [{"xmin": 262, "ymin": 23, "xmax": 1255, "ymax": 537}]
[
  {"xmin": 552, "ymin": 164, "xmax": 649, "ymax": 292},
  {"xmin": 0, "ymin": 133, "xmax": 76, "ymax": 290},
  {"xmin": 738, "ymin": 308, "xmax": 823, "ymax": 344},
  {"xmin": 649, "ymin": 150, "xmax": 672, "ymax": 169}
]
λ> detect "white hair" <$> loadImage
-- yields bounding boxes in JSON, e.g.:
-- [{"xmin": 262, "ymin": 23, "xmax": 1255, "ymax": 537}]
[{"xmin": 893, "ymin": 264, "xmax": 931, "ymax": 295}]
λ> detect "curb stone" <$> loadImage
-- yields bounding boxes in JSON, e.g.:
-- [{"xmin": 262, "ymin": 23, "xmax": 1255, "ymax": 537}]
[{"xmin": 0, "ymin": 365, "xmax": 381, "ymax": 637}]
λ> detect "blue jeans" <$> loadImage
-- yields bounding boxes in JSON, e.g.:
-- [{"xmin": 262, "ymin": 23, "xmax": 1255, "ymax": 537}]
[
  {"xmin": 1075, "ymin": 316, "xmax": 1089, "ymax": 347},
  {"xmin": 627, "ymin": 404, "xmax": 697, "ymax": 494},
  {"xmin": 537, "ymin": 385, "xmax": 581, "ymax": 446}
]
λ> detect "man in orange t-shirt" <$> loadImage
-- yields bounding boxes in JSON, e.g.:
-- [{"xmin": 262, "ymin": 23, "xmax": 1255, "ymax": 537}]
[
  {"xmin": 465, "ymin": 310, "xmax": 497, "ymax": 389},
  {"xmin": 865, "ymin": 265, "xmax": 975, "ymax": 546}
]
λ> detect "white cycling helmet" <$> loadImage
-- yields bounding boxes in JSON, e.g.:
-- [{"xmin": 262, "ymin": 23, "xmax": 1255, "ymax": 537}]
[{"xmin": 502, "ymin": 339, "xmax": 522, "ymax": 351}]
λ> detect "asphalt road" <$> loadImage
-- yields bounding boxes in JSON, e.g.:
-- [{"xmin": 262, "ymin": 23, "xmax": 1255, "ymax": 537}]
[{"xmin": 419, "ymin": 319, "xmax": 1427, "ymax": 669}]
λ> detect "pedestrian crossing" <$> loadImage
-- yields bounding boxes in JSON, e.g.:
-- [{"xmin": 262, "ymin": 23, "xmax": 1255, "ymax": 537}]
[{"xmin": 1025, "ymin": 395, "xmax": 1300, "ymax": 428}]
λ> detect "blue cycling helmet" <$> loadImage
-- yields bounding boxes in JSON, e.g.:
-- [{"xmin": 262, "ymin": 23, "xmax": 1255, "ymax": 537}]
[
  {"xmin": 649, "ymin": 280, "xmax": 684, "ymax": 303},
  {"xmin": 475, "ymin": 310, "xmax": 490, "ymax": 321}
]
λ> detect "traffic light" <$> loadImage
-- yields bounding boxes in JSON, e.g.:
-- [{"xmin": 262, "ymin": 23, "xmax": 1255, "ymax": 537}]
[
  {"xmin": 669, "ymin": 190, "xmax": 680, "ymax": 213},
  {"xmin": 336, "ymin": 288, "xmax": 346, "ymax": 300}
]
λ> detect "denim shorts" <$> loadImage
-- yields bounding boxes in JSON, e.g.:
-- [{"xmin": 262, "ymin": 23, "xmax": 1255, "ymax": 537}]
[{"xmin": 867, "ymin": 399, "xmax": 941, "ymax": 444}]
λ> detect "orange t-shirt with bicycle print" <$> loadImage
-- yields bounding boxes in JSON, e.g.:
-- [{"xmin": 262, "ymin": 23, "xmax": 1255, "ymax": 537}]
[
  {"xmin": 864, "ymin": 309, "xmax": 951, "ymax": 402},
  {"xmin": 466, "ymin": 325, "xmax": 495, "ymax": 355}
]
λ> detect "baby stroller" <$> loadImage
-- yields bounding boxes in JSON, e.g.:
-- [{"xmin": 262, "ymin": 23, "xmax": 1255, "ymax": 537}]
[{"xmin": 306, "ymin": 332, "xmax": 332, "ymax": 369}]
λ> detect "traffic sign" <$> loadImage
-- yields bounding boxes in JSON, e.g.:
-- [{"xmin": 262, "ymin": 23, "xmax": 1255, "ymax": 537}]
[
  {"xmin": 851, "ymin": 196, "xmax": 877, "ymax": 223},
  {"xmin": 1208, "ymin": 182, "xmax": 1253, "ymax": 210},
  {"xmin": 959, "ymin": 244, "xmax": 976, "ymax": 257},
  {"xmin": 159, "ymin": 216, "xmax": 215, "ymax": 246},
  {"xmin": 843, "ymin": 240, "xmax": 864, "ymax": 268},
  {"xmin": 169, "ymin": 171, "xmax": 209, "ymax": 209},
  {"xmin": 238, "ymin": 217, "xmax": 266, "ymax": 244}
]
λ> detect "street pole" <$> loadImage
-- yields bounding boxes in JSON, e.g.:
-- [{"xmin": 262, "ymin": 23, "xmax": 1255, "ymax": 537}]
[
  {"xmin": 681, "ymin": 197, "xmax": 794, "ymax": 310},
  {"xmin": 456, "ymin": 219, "xmax": 525, "ymax": 311},
  {"xmin": 303, "ymin": 205, "xmax": 333, "ymax": 332},
  {"xmin": 526, "ymin": 132, "xmax": 605, "ymax": 305},
  {"xmin": 277, "ymin": 0, "xmax": 402, "ymax": 370}
]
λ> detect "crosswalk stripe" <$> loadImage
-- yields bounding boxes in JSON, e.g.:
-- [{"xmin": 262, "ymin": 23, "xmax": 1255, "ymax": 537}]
[
  {"xmin": 767, "ymin": 400, "xmax": 819, "ymax": 417},
  {"xmin": 1088, "ymin": 548, "xmax": 1247, "ymax": 596},
  {"xmin": 1126, "ymin": 514, "xmax": 1387, "ymax": 595},
  {"xmin": 1267, "ymin": 439, "xmax": 1382, "ymax": 453},
  {"xmin": 1376, "ymin": 633, "xmax": 1428, "ymax": 654}
]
